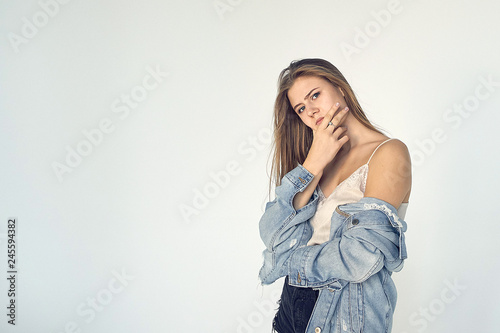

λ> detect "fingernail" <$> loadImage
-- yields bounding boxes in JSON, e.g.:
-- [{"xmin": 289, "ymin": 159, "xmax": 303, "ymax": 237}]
[
  {"xmin": 335, "ymin": 102, "xmax": 340, "ymax": 107},
  {"xmin": 344, "ymin": 107, "xmax": 349, "ymax": 111}
]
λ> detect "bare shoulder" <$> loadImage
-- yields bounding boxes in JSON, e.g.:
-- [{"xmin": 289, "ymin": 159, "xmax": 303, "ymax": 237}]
[
  {"xmin": 364, "ymin": 138, "xmax": 412, "ymax": 208},
  {"xmin": 374, "ymin": 138, "xmax": 411, "ymax": 163}
]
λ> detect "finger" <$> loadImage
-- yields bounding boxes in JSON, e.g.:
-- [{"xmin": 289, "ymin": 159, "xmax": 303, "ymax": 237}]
[
  {"xmin": 333, "ymin": 126, "xmax": 347, "ymax": 137},
  {"xmin": 326, "ymin": 108, "xmax": 348, "ymax": 132},
  {"xmin": 321, "ymin": 102, "xmax": 340, "ymax": 130},
  {"xmin": 327, "ymin": 121, "xmax": 343, "ymax": 134},
  {"xmin": 332, "ymin": 107, "xmax": 349, "ymax": 124},
  {"xmin": 339, "ymin": 133, "xmax": 350, "ymax": 142},
  {"xmin": 326, "ymin": 121, "xmax": 338, "ymax": 133}
]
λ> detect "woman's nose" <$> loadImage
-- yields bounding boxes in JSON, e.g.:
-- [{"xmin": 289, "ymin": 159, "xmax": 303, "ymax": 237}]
[{"xmin": 307, "ymin": 107, "xmax": 318, "ymax": 117}]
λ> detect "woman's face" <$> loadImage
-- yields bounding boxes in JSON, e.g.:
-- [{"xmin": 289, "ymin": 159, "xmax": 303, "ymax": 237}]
[{"xmin": 287, "ymin": 75, "xmax": 347, "ymax": 130}]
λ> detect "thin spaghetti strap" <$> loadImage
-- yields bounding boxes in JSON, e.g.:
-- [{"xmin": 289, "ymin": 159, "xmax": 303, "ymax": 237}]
[{"xmin": 367, "ymin": 138, "xmax": 396, "ymax": 166}]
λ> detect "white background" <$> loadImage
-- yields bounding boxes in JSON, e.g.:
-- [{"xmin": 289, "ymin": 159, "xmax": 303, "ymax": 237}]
[{"xmin": 1, "ymin": 0, "xmax": 499, "ymax": 332}]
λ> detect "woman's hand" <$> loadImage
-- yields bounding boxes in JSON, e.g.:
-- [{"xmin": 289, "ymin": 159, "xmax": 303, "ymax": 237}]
[
  {"xmin": 292, "ymin": 102, "xmax": 349, "ymax": 210},
  {"xmin": 303, "ymin": 102, "xmax": 350, "ymax": 175}
]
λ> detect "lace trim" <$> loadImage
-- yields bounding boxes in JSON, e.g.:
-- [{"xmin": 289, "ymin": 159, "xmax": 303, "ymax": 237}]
[
  {"xmin": 363, "ymin": 203, "xmax": 403, "ymax": 227},
  {"xmin": 319, "ymin": 165, "xmax": 368, "ymax": 202},
  {"xmin": 360, "ymin": 168, "xmax": 368, "ymax": 192},
  {"xmin": 343, "ymin": 166, "xmax": 368, "ymax": 190}
]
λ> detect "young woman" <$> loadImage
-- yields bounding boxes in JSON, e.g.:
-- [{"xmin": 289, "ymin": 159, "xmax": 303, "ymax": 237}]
[{"xmin": 258, "ymin": 58, "xmax": 412, "ymax": 332}]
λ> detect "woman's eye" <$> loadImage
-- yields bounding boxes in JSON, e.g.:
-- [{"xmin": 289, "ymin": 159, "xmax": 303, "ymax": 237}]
[{"xmin": 296, "ymin": 92, "xmax": 319, "ymax": 114}]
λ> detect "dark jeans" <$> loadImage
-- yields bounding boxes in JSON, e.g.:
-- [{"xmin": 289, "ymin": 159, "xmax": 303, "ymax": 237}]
[{"xmin": 272, "ymin": 276, "xmax": 319, "ymax": 333}]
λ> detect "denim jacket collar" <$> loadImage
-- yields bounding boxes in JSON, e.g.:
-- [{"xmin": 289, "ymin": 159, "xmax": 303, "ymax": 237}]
[{"xmin": 337, "ymin": 196, "xmax": 408, "ymax": 260}]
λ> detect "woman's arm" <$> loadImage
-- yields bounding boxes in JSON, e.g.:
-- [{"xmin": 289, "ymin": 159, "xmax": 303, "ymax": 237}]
[
  {"xmin": 286, "ymin": 144, "xmax": 411, "ymax": 287},
  {"xmin": 286, "ymin": 201, "xmax": 407, "ymax": 288},
  {"xmin": 259, "ymin": 164, "xmax": 317, "ymax": 250},
  {"xmin": 291, "ymin": 160, "xmax": 323, "ymax": 210},
  {"xmin": 363, "ymin": 139, "xmax": 412, "ymax": 209},
  {"xmin": 258, "ymin": 164, "xmax": 320, "ymax": 284}
]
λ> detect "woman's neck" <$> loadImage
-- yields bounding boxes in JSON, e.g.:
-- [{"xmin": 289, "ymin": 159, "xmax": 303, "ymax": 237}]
[
  {"xmin": 330, "ymin": 113, "xmax": 389, "ymax": 168},
  {"xmin": 341, "ymin": 113, "xmax": 387, "ymax": 149}
]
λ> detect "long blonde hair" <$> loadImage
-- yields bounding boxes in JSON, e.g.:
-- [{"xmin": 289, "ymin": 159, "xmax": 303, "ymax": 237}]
[{"xmin": 268, "ymin": 58, "xmax": 387, "ymax": 194}]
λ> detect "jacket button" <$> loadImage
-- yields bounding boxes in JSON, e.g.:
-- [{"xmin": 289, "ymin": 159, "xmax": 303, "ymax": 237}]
[
  {"xmin": 352, "ymin": 218, "xmax": 359, "ymax": 225},
  {"xmin": 299, "ymin": 177, "xmax": 306, "ymax": 184},
  {"xmin": 315, "ymin": 328, "xmax": 321, "ymax": 333}
]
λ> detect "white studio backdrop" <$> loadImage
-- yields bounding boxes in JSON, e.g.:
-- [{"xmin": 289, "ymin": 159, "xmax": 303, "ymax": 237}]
[{"xmin": 0, "ymin": 0, "xmax": 499, "ymax": 332}]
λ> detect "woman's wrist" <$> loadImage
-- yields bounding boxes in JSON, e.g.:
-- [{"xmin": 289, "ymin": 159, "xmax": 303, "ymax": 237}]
[{"xmin": 302, "ymin": 159, "xmax": 324, "ymax": 177}]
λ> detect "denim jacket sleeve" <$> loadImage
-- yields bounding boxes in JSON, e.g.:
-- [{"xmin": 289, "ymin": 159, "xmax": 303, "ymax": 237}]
[
  {"xmin": 258, "ymin": 164, "xmax": 319, "ymax": 285},
  {"xmin": 287, "ymin": 198, "xmax": 408, "ymax": 288}
]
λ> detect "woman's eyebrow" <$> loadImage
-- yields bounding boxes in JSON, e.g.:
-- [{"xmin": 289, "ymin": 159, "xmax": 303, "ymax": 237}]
[{"xmin": 293, "ymin": 87, "xmax": 319, "ymax": 111}]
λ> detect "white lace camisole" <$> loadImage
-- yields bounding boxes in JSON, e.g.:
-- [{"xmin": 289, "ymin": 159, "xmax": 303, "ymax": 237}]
[{"xmin": 307, "ymin": 138, "xmax": 409, "ymax": 246}]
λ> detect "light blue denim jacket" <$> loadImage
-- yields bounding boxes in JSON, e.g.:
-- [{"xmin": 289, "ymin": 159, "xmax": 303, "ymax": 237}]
[{"xmin": 258, "ymin": 164, "xmax": 408, "ymax": 333}]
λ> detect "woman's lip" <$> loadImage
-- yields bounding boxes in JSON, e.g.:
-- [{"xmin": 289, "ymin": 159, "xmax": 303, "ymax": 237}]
[{"xmin": 316, "ymin": 117, "xmax": 324, "ymax": 125}]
